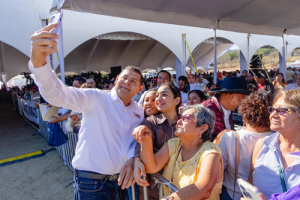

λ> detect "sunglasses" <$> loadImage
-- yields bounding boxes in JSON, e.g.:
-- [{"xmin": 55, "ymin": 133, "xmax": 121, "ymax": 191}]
[
  {"xmin": 176, "ymin": 114, "xmax": 204, "ymax": 124},
  {"xmin": 247, "ymin": 75, "xmax": 252, "ymax": 78},
  {"xmin": 267, "ymin": 106, "xmax": 296, "ymax": 115}
]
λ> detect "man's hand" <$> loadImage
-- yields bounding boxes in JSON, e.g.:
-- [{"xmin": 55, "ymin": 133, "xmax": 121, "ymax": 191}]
[
  {"xmin": 118, "ymin": 157, "xmax": 135, "ymax": 190},
  {"xmin": 134, "ymin": 158, "xmax": 149, "ymax": 186},
  {"xmin": 132, "ymin": 125, "xmax": 152, "ymax": 143},
  {"xmin": 185, "ymin": 69, "xmax": 196, "ymax": 84},
  {"xmin": 49, "ymin": 115, "xmax": 60, "ymax": 124},
  {"xmin": 30, "ymin": 23, "xmax": 59, "ymax": 67}
]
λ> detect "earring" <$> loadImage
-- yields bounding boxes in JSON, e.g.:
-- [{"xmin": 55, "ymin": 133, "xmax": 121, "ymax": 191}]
[{"xmin": 199, "ymin": 134, "xmax": 202, "ymax": 138}]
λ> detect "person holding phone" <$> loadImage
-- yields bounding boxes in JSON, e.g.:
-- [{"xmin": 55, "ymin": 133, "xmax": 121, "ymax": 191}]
[
  {"xmin": 272, "ymin": 73, "xmax": 288, "ymax": 94},
  {"xmin": 249, "ymin": 90, "xmax": 300, "ymax": 199},
  {"xmin": 29, "ymin": 23, "xmax": 145, "ymax": 200}
]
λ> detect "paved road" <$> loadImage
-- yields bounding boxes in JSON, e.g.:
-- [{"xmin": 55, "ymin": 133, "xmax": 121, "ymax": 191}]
[{"xmin": 0, "ymin": 103, "xmax": 74, "ymax": 200}]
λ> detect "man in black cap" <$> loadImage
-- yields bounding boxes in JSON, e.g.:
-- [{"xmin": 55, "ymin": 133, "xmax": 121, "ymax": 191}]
[{"xmin": 202, "ymin": 77, "xmax": 252, "ymax": 141}]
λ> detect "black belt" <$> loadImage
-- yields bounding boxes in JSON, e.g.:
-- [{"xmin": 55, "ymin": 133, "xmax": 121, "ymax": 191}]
[{"xmin": 75, "ymin": 170, "xmax": 119, "ymax": 181}]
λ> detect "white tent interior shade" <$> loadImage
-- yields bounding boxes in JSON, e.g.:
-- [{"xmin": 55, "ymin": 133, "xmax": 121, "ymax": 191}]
[{"xmin": 53, "ymin": 0, "xmax": 300, "ymax": 36}]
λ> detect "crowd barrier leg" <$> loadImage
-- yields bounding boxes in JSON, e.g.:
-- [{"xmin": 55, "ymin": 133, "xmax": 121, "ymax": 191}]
[
  {"xmin": 131, "ymin": 185, "xmax": 136, "ymax": 200},
  {"xmin": 159, "ymin": 183, "xmax": 163, "ymax": 199},
  {"xmin": 143, "ymin": 176, "xmax": 148, "ymax": 200}
]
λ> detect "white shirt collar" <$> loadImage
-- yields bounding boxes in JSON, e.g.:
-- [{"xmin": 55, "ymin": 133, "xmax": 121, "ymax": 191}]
[
  {"xmin": 220, "ymin": 104, "xmax": 231, "ymax": 117},
  {"xmin": 111, "ymin": 88, "xmax": 135, "ymax": 107}
]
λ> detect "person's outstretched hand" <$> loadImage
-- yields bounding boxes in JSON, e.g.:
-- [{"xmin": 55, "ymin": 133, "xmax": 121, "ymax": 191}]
[
  {"xmin": 30, "ymin": 23, "xmax": 59, "ymax": 67},
  {"xmin": 185, "ymin": 69, "xmax": 196, "ymax": 84}
]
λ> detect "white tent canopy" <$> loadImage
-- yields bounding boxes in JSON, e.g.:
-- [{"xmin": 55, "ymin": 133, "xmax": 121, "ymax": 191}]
[
  {"xmin": 53, "ymin": 0, "xmax": 300, "ymax": 37},
  {"xmin": 2, "ymin": 1, "xmax": 300, "ymax": 82},
  {"xmin": 289, "ymin": 60, "xmax": 300, "ymax": 68}
]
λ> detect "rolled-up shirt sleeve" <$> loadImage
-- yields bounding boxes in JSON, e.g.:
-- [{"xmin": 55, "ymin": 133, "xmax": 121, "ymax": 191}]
[
  {"xmin": 28, "ymin": 59, "xmax": 101, "ymax": 113},
  {"xmin": 127, "ymin": 141, "xmax": 137, "ymax": 160}
]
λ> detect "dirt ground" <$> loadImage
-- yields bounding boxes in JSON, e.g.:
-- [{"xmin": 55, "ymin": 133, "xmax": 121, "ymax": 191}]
[{"xmin": 0, "ymin": 103, "xmax": 74, "ymax": 200}]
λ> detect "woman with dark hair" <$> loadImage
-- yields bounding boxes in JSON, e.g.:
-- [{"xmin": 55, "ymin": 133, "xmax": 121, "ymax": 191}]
[
  {"xmin": 273, "ymin": 73, "xmax": 288, "ymax": 94},
  {"xmin": 214, "ymin": 92, "xmax": 273, "ymax": 200},
  {"xmin": 134, "ymin": 83, "xmax": 181, "ymax": 200},
  {"xmin": 205, "ymin": 83, "xmax": 217, "ymax": 98},
  {"xmin": 133, "ymin": 105, "xmax": 223, "ymax": 200},
  {"xmin": 141, "ymin": 89, "xmax": 159, "ymax": 116},
  {"xmin": 188, "ymin": 89, "xmax": 206, "ymax": 105}
]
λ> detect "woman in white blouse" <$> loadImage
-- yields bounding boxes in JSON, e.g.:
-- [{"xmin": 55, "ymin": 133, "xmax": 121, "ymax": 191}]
[{"xmin": 214, "ymin": 92, "xmax": 273, "ymax": 200}]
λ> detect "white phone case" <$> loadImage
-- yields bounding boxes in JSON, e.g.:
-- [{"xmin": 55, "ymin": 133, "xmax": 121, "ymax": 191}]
[
  {"xmin": 49, "ymin": 13, "xmax": 62, "ymax": 34},
  {"xmin": 237, "ymin": 178, "xmax": 262, "ymax": 200}
]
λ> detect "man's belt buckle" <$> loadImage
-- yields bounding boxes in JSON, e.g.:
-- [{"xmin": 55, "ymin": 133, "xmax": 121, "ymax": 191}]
[{"xmin": 109, "ymin": 175, "xmax": 118, "ymax": 181}]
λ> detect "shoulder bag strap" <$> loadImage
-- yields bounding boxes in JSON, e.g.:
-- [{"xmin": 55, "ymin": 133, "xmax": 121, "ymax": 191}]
[{"xmin": 233, "ymin": 131, "xmax": 241, "ymax": 199}]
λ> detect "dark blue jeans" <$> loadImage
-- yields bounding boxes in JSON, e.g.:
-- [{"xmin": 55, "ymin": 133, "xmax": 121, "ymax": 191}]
[
  {"xmin": 220, "ymin": 186, "xmax": 233, "ymax": 200},
  {"xmin": 73, "ymin": 172, "xmax": 126, "ymax": 200}
]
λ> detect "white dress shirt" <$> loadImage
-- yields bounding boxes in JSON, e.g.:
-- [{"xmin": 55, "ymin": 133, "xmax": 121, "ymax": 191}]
[
  {"xmin": 218, "ymin": 129, "xmax": 273, "ymax": 200},
  {"xmin": 28, "ymin": 60, "xmax": 144, "ymax": 175},
  {"xmin": 220, "ymin": 104, "xmax": 231, "ymax": 130}
]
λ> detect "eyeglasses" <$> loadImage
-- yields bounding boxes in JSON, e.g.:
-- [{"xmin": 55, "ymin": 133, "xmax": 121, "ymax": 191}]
[
  {"xmin": 267, "ymin": 106, "xmax": 296, "ymax": 115},
  {"xmin": 176, "ymin": 114, "xmax": 203, "ymax": 124}
]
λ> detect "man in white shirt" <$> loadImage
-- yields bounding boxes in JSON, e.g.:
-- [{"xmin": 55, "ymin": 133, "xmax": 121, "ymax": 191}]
[
  {"xmin": 286, "ymin": 67, "xmax": 295, "ymax": 83},
  {"xmin": 29, "ymin": 23, "xmax": 144, "ymax": 200}
]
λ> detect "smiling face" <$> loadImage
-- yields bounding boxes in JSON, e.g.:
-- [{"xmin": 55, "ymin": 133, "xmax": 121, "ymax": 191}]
[
  {"xmin": 155, "ymin": 85, "xmax": 179, "ymax": 114},
  {"xmin": 270, "ymin": 97, "xmax": 300, "ymax": 133},
  {"xmin": 188, "ymin": 92, "xmax": 203, "ymax": 105},
  {"xmin": 143, "ymin": 91, "xmax": 159, "ymax": 116},
  {"xmin": 115, "ymin": 69, "xmax": 144, "ymax": 101}
]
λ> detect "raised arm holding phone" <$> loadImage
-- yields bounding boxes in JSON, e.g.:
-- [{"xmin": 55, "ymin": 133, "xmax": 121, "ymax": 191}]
[{"xmin": 29, "ymin": 23, "xmax": 145, "ymax": 200}]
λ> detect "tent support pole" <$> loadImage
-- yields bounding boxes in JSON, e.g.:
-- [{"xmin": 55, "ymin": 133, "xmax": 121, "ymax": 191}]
[
  {"xmin": 213, "ymin": 29, "xmax": 217, "ymax": 84},
  {"xmin": 182, "ymin": 34, "xmax": 186, "ymax": 76},
  {"xmin": 247, "ymin": 34, "xmax": 250, "ymax": 72},
  {"xmin": 281, "ymin": 35, "xmax": 286, "ymax": 78}
]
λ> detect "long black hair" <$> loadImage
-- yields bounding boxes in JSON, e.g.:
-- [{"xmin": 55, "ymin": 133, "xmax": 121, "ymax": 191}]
[{"xmin": 188, "ymin": 89, "xmax": 206, "ymax": 102}]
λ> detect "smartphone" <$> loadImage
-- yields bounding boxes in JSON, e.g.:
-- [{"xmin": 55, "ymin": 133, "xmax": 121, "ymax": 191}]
[
  {"xmin": 237, "ymin": 178, "xmax": 262, "ymax": 200},
  {"xmin": 49, "ymin": 13, "xmax": 62, "ymax": 34}
]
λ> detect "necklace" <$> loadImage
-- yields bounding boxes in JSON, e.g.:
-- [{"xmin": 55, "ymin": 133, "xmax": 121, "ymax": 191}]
[{"xmin": 181, "ymin": 142, "xmax": 203, "ymax": 162}]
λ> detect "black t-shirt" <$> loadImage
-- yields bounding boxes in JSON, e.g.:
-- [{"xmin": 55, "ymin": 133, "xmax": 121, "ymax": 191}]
[{"xmin": 248, "ymin": 79, "xmax": 257, "ymax": 90}]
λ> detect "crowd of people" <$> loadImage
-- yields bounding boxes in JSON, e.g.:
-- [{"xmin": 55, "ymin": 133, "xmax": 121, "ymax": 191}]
[{"xmin": 6, "ymin": 22, "xmax": 300, "ymax": 200}]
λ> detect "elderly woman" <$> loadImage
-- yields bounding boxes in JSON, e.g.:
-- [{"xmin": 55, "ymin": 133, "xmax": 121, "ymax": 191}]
[
  {"xmin": 249, "ymin": 90, "xmax": 300, "ymax": 199},
  {"xmin": 133, "ymin": 105, "xmax": 223, "ymax": 200},
  {"xmin": 215, "ymin": 92, "xmax": 273, "ymax": 200},
  {"xmin": 187, "ymin": 89, "xmax": 206, "ymax": 105},
  {"xmin": 134, "ymin": 83, "xmax": 181, "ymax": 200}
]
